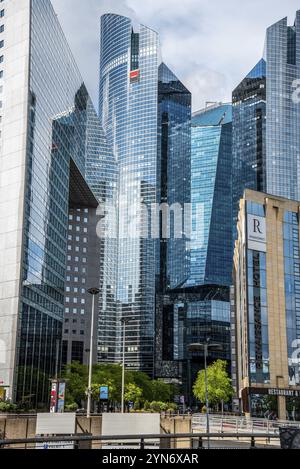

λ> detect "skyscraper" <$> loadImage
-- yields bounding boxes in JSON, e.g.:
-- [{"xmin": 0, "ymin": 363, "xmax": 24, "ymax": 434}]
[
  {"xmin": 0, "ymin": 0, "xmax": 112, "ymax": 405},
  {"xmin": 231, "ymin": 10, "xmax": 300, "ymax": 414},
  {"xmin": 232, "ymin": 59, "xmax": 266, "ymax": 229},
  {"xmin": 157, "ymin": 63, "xmax": 191, "ymax": 292},
  {"xmin": 232, "ymin": 11, "xmax": 300, "ymax": 226},
  {"xmin": 187, "ymin": 103, "xmax": 233, "ymax": 288},
  {"xmin": 98, "ymin": 14, "xmax": 191, "ymax": 376},
  {"xmin": 155, "ymin": 103, "xmax": 232, "ymax": 397}
]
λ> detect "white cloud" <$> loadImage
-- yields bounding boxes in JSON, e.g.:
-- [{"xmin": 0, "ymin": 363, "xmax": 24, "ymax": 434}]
[{"xmin": 51, "ymin": 0, "xmax": 300, "ymax": 110}]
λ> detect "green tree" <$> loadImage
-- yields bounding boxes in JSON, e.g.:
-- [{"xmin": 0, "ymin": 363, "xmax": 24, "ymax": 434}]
[
  {"xmin": 62, "ymin": 362, "xmax": 87, "ymax": 405},
  {"xmin": 151, "ymin": 380, "xmax": 175, "ymax": 403},
  {"xmin": 124, "ymin": 383, "xmax": 143, "ymax": 407},
  {"xmin": 91, "ymin": 381, "xmax": 116, "ymax": 401},
  {"xmin": 193, "ymin": 360, "xmax": 234, "ymax": 410},
  {"xmin": 61, "ymin": 362, "xmax": 179, "ymax": 408}
]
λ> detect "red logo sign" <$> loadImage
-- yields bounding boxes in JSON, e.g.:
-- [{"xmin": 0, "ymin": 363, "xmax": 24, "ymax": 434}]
[{"xmin": 130, "ymin": 69, "xmax": 140, "ymax": 82}]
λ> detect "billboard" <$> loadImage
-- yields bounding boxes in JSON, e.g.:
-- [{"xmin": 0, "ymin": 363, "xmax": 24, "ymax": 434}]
[
  {"xmin": 100, "ymin": 386, "xmax": 109, "ymax": 401},
  {"xmin": 57, "ymin": 382, "xmax": 66, "ymax": 413},
  {"xmin": 50, "ymin": 381, "xmax": 58, "ymax": 413}
]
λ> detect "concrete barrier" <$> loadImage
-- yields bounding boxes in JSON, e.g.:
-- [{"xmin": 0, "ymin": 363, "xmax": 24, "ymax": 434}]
[
  {"xmin": 0, "ymin": 413, "xmax": 192, "ymax": 449},
  {"xmin": 160, "ymin": 415, "xmax": 192, "ymax": 448}
]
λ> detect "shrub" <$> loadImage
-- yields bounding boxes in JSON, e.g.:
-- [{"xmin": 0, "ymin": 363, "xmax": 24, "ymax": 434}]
[
  {"xmin": 149, "ymin": 401, "xmax": 169, "ymax": 412},
  {"xmin": 65, "ymin": 403, "xmax": 79, "ymax": 412},
  {"xmin": 143, "ymin": 400, "xmax": 150, "ymax": 411},
  {"xmin": 0, "ymin": 402, "xmax": 17, "ymax": 413},
  {"xmin": 166, "ymin": 403, "xmax": 178, "ymax": 413}
]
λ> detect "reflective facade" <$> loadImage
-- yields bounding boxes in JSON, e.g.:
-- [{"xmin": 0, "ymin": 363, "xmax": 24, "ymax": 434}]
[
  {"xmin": 232, "ymin": 11, "xmax": 300, "ymax": 231},
  {"xmin": 99, "ymin": 14, "xmax": 160, "ymax": 374},
  {"xmin": 265, "ymin": 11, "xmax": 300, "ymax": 201},
  {"xmin": 157, "ymin": 63, "xmax": 191, "ymax": 291},
  {"xmin": 0, "ymin": 0, "xmax": 112, "ymax": 405},
  {"xmin": 283, "ymin": 211, "xmax": 300, "ymax": 386},
  {"xmin": 232, "ymin": 59, "xmax": 267, "ymax": 232},
  {"xmin": 186, "ymin": 103, "xmax": 233, "ymax": 287},
  {"xmin": 155, "ymin": 286, "xmax": 231, "ymax": 401},
  {"xmin": 155, "ymin": 104, "xmax": 232, "ymax": 390},
  {"xmin": 99, "ymin": 15, "xmax": 191, "ymax": 375}
]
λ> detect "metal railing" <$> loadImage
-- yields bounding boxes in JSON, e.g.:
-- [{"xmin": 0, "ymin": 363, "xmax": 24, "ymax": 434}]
[
  {"xmin": 0, "ymin": 432, "xmax": 281, "ymax": 450},
  {"xmin": 192, "ymin": 414, "xmax": 300, "ymax": 435}
]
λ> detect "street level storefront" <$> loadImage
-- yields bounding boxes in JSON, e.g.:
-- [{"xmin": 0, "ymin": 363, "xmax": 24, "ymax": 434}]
[
  {"xmin": 241, "ymin": 388, "xmax": 300, "ymax": 420},
  {"xmin": 233, "ymin": 190, "xmax": 300, "ymax": 420}
]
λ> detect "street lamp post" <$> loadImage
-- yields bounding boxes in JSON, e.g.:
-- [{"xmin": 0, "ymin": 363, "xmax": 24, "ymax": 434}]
[
  {"xmin": 121, "ymin": 318, "xmax": 130, "ymax": 414},
  {"xmin": 87, "ymin": 288, "xmax": 100, "ymax": 419},
  {"xmin": 188, "ymin": 339, "xmax": 222, "ymax": 450},
  {"xmin": 203, "ymin": 341, "xmax": 210, "ymax": 446}
]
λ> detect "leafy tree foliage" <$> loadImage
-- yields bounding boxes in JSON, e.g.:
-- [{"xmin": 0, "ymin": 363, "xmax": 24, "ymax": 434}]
[
  {"xmin": 193, "ymin": 360, "xmax": 234, "ymax": 407},
  {"xmin": 61, "ymin": 362, "xmax": 178, "ymax": 407}
]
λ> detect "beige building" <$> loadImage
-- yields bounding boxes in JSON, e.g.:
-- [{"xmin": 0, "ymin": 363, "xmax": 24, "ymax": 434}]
[{"xmin": 233, "ymin": 189, "xmax": 300, "ymax": 420}]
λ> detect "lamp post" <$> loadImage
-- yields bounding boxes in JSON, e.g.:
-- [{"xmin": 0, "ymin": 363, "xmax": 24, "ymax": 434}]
[
  {"xmin": 87, "ymin": 288, "xmax": 100, "ymax": 418},
  {"xmin": 121, "ymin": 318, "xmax": 130, "ymax": 414},
  {"xmin": 188, "ymin": 339, "xmax": 222, "ymax": 449}
]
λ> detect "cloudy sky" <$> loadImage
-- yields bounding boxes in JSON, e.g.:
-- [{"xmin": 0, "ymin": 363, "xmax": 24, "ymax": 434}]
[{"xmin": 51, "ymin": 0, "xmax": 299, "ymax": 111}]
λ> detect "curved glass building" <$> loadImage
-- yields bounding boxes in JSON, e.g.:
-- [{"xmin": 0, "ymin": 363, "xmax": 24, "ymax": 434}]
[
  {"xmin": 99, "ymin": 14, "xmax": 160, "ymax": 374},
  {"xmin": 99, "ymin": 14, "xmax": 191, "ymax": 375},
  {"xmin": 0, "ymin": 0, "xmax": 114, "ymax": 405}
]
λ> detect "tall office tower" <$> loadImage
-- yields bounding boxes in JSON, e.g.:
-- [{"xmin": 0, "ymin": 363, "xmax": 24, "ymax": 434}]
[
  {"xmin": 187, "ymin": 103, "xmax": 233, "ymax": 288},
  {"xmin": 157, "ymin": 63, "xmax": 191, "ymax": 292},
  {"xmin": 155, "ymin": 104, "xmax": 232, "ymax": 398},
  {"xmin": 99, "ymin": 14, "xmax": 191, "ymax": 375},
  {"xmin": 0, "ymin": 0, "xmax": 112, "ymax": 406},
  {"xmin": 232, "ymin": 11, "xmax": 300, "ymax": 228},
  {"xmin": 232, "ymin": 59, "xmax": 266, "ymax": 230}
]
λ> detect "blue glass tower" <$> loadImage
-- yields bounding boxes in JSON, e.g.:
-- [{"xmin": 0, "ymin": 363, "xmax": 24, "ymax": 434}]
[
  {"xmin": 157, "ymin": 63, "xmax": 191, "ymax": 292},
  {"xmin": 265, "ymin": 11, "xmax": 300, "ymax": 201},
  {"xmin": 233, "ymin": 11, "xmax": 300, "ymax": 228},
  {"xmin": 99, "ymin": 14, "xmax": 160, "ymax": 374},
  {"xmin": 99, "ymin": 15, "xmax": 192, "ymax": 376},
  {"xmin": 155, "ymin": 103, "xmax": 232, "ymax": 395},
  {"xmin": 186, "ymin": 103, "xmax": 233, "ymax": 287}
]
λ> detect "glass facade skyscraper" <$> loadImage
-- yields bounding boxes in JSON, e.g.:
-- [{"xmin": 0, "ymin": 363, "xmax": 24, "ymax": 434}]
[
  {"xmin": 186, "ymin": 103, "xmax": 233, "ymax": 287},
  {"xmin": 99, "ymin": 14, "xmax": 160, "ymax": 374},
  {"xmin": 155, "ymin": 103, "xmax": 232, "ymax": 397},
  {"xmin": 266, "ymin": 11, "xmax": 300, "ymax": 201},
  {"xmin": 232, "ymin": 59, "xmax": 266, "ymax": 232},
  {"xmin": 157, "ymin": 63, "xmax": 191, "ymax": 292},
  {"xmin": 0, "ymin": 0, "xmax": 113, "ymax": 405},
  {"xmin": 99, "ymin": 15, "xmax": 191, "ymax": 375},
  {"xmin": 232, "ymin": 11, "xmax": 300, "ymax": 229}
]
